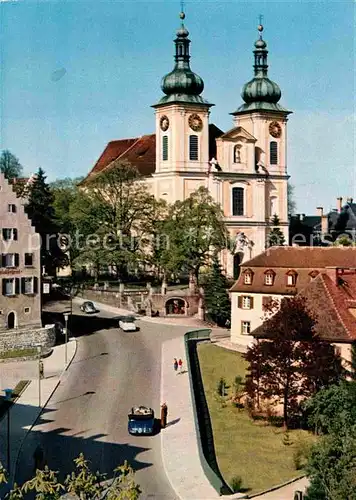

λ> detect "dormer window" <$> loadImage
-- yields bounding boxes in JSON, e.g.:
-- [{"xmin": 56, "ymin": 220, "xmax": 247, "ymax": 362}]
[
  {"xmin": 309, "ymin": 270, "xmax": 319, "ymax": 280},
  {"xmin": 264, "ymin": 270, "xmax": 275, "ymax": 286},
  {"xmin": 243, "ymin": 269, "xmax": 253, "ymax": 285},
  {"xmin": 286, "ymin": 271, "xmax": 298, "ymax": 286}
]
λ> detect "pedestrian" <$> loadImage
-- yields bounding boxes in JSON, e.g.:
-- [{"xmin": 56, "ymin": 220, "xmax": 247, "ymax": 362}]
[
  {"xmin": 173, "ymin": 358, "xmax": 178, "ymax": 373},
  {"xmin": 178, "ymin": 358, "xmax": 183, "ymax": 373},
  {"xmin": 160, "ymin": 402, "xmax": 168, "ymax": 428}
]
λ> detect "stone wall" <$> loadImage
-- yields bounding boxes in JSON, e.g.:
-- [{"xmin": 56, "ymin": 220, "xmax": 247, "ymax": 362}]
[{"xmin": 0, "ymin": 324, "xmax": 56, "ymax": 351}]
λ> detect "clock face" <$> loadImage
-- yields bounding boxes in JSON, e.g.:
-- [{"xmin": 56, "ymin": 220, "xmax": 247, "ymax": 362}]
[
  {"xmin": 188, "ymin": 113, "xmax": 203, "ymax": 132},
  {"xmin": 160, "ymin": 115, "xmax": 169, "ymax": 132},
  {"xmin": 269, "ymin": 121, "xmax": 282, "ymax": 138}
]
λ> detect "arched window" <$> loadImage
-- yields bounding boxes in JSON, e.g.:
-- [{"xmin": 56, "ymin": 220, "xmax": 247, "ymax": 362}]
[
  {"xmin": 189, "ymin": 135, "xmax": 199, "ymax": 160},
  {"xmin": 162, "ymin": 135, "xmax": 168, "ymax": 161},
  {"xmin": 270, "ymin": 141, "xmax": 278, "ymax": 165},
  {"xmin": 232, "ymin": 187, "xmax": 244, "ymax": 216}
]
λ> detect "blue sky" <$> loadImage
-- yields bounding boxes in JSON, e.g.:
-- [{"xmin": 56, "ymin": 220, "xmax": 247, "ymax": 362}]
[{"xmin": 0, "ymin": 0, "xmax": 354, "ymax": 214}]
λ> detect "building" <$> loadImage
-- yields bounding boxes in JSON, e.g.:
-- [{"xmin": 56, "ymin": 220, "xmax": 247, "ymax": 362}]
[
  {"xmin": 83, "ymin": 13, "xmax": 291, "ymax": 277},
  {"xmin": 230, "ymin": 246, "xmax": 356, "ymax": 348},
  {"xmin": 289, "ymin": 196, "xmax": 356, "ymax": 246},
  {"xmin": 0, "ymin": 173, "xmax": 41, "ymax": 329}
]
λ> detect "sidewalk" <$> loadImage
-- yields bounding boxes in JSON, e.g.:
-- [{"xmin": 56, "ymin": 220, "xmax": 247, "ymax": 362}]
[{"xmin": 0, "ymin": 339, "xmax": 77, "ymax": 485}]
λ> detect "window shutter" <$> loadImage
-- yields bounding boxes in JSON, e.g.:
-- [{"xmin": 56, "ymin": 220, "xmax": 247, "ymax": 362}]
[
  {"xmin": 21, "ymin": 277, "xmax": 26, "ymax": 294},
  {"xmin": 15, "ymin": 278, "xmax": 20, "ymax": 295},
  {"xmin": 162, "ymin": 136, "xmax": 168, "ymax": 161},
  {"xmin": 13, "ymin": 228, "xmax": 18, "ymax": 240},
  {"xmin": 2, "ymin": 280, "xmax": 6, "ymax": 296},
  {"xmin": 1, "ymin": 254, "xmax": 5, "ymax": 268},
  {"xmin": 34, "ymin": 277, "xmax": 38, "ymax": 294},
  {"xmin": 189, "ymin": 135, "xmax": 199, "ymax": 160},
  {"xmin": 15, "ymin": 253, "xmax": 19, "ymax": 267},
  {"xmin": 250, "ymin": 297, "xmax": 254, "ymax": 309},
  {"xmin": 270, "ymin": 141, "xmax": 278, "ymax": 165},
  {"xmin": 238, "ymin": 296, "xmax": 242, "ymax": 308}
]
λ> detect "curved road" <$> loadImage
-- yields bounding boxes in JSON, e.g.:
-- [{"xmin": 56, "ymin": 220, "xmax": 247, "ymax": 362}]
[{"xmin": 15, "ymin": 306, "xmax": 187, "ymax": 499}]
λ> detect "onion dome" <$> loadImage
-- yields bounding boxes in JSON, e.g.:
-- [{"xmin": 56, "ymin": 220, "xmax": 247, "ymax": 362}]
[
  {"xmin": 231, "ymin": 24, "xmax": 290, "ymax": 115},
  {"xmin": 153, "ymin": 12, "xmax": 213, "ymax": 107}
]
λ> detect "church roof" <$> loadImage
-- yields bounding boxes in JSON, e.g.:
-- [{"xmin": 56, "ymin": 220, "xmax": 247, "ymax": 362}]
[{"xmin": 84, "ymin": 124, "xmax": 224, "ymax": 181}]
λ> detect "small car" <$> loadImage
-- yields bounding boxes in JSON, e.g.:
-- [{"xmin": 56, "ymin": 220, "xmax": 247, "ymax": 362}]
[
  {"xmin": 128, "ymin": 406, "xmax": 155, "ymax": 435},
  {"xmin": 118, "ymin": 316, "xmax": 137, "ymax": 331},
  {"xmin": 80, "ymin": 301, "xmax": 98, "ymax": 314}
]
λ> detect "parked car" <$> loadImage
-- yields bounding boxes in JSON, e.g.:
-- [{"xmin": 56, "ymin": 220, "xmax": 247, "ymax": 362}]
[
  {"xmin": 118, "ymin": 316, "xmax": 137, "ymax": 331},
  {"xmin": 80, "ymin": 301, "xmax": 98, "ymax": 314},
  {"xmin": 128, "ymin": 406, "xmax": 155, "ymax": 435}
]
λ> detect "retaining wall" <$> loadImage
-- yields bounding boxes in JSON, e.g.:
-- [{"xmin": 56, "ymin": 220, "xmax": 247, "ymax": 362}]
[{"xmin": 0, "ymin": 325, "xmax": 56, "ymax": 351}]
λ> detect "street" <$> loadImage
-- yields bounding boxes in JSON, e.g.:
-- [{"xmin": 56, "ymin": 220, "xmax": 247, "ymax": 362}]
[{"xmin": 15, "ymin": 304, "xmax": 187, "ymax": 499}]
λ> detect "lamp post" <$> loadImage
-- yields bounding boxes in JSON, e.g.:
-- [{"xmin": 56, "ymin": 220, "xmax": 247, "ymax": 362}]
[
  {"xmin": 64, "ymin": 313, "xmax": 69, "ymax": 367},
  {"xmin": 34, "ymin": 344, "xmax": 42, "ymax": 407},
  {"xmin": 3, "ymin": 388, "xmax": 13, "ymax": 473}
]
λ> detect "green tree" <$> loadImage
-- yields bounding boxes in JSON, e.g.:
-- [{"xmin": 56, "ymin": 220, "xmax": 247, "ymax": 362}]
[
  {"xmin": 159, "ymin": 187, "xmax": 228, "ymax": 284},
  {"xmin": 203, "ymin": 259, "xmax": 231, "ymax": 326},
  {"xmin": 267, "ymin": 214, "xmax": 285, "ymax": 247},
  {"xmin": 0, "ymin": 150, "xmax": 23, "ymax": 180},
  {"xmin": 0, "ymin": 454, "xmax": 141, "ymax": 499},
  {"xmin": 245, "ymin": 296, "xmax": 343, "ymax": 428},
  {"xmin": 287, "ymin": 182, "xmax": 296, "ymax": 215},
  {"xmin": 25, "ymin": 168, "xmax": 67, "ymax": 274},
  {"xmin": 71, "ymin": 161, "xmax": 156, "ymax": 279}
]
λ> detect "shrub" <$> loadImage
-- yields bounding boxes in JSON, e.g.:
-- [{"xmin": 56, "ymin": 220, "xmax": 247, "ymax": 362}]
[
  {"xmin": 230, "ymin": 475, "xmax": 243, "ymax": 492},
  {"xmin": 216, "ymin": 376, "xmax": 227, "ymax": 396},
  {"xmin": 293, "ymin": 438, "xmax": 313, "ymax": 470}
]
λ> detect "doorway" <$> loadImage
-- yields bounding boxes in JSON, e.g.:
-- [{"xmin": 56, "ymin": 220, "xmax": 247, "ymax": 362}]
[{"xmin": 7, "ymin": 312, "xmax": 15, "ymax": 329}]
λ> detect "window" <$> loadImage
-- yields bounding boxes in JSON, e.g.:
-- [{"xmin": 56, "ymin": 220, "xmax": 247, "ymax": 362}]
[
  {"xmin": 243, "ymin": 271, "xmax": 253, "ymax": 285},
  {"xmin": 2, "ymin": 278, "xmax": 19, "ymax": 296},
  {"xmin": 24, "ymin": 253, "xmax": 33, "ymax": 266},
  {"xmin": 1, "ymin": 253, "xmax": 19, "ymax": 267},
  {"xmin": 2, "ymin": 228, "xmax": 17, "ymax": 241},
  {"xmin": 241, "ymin": 321, "xmax": 251, "ymax": 335},
  {"xmin": 262, "ymin": 296, "xmax": 273, "ymax": 310},
  {"xmin": 264, "ymin": 272, "xmax": 275, "ymax": 286},
  {"xmin": 24, "ymin": 307, "xmax": 30, "ymax": 314},
  {"xmin": 232, "ymin": 187, "xmax": 244, "ymax": 215},
  {"xmin": 287, "ymin": 272, "xmax": 297, "ymax": 286},
  {"xmin": 189, "ymin": 135, "xmax": 199, "ymax": 160},
  {"xmin": 241, "ymin": 296, "xmax": 253, "ymax": 309},
  {"xmin": 162, "ymin": 135, "xmax": 168, "ymax": 161},
  {"xmin": 22, "ymin": 277, "xmax": 34, "ymax": 294},
  {"xmin": 270, "ymin": 141, "xmax": 278, "ymax": 165},
  {"xmin": 8, "ymin": 204, "xmax": 16, "ymax": 213}
]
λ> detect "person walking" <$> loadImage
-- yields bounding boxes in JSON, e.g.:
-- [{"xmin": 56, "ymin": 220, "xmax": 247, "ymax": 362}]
[
  {"xmin": 173, "ymin": 358, "xmax": 178, "ymax": 373},
  {"xmin": 178, "ymin": 358, "xmax": 183, "ymax": 373}
]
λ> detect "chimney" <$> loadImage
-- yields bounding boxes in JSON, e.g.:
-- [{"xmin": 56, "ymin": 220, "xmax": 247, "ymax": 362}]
[
  {"xmin": 347, "ymin": 197, "xmax": 353, "ymax": 204},
  {"xmin": 316, "ymin": 206, "xmax": 323, "ymax": 217},
  {"xmin": 321, "ymin": 214, "xmax": 328, "ymax": 234},
  {"xmin": 300, "ymin": 213, "xmax": 305, "ymax": 221},
  {"xmin": 337, "ymin": 197, "xmax": 343, "ymax": 213}
]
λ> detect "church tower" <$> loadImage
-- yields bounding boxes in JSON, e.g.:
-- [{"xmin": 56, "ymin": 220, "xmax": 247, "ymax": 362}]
[
  {"xmin": 152, "ymin": 12, "xmax": 214, "ymax": 202},
  {"xmin": 214, "ymin": 23, "xmax": 292, "ymax": 276}
]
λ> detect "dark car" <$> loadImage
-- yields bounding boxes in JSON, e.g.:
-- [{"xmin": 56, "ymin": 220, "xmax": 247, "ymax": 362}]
[
  {"xmin": 128, "ymin": 406, "xmax": 155, "ymax": 435},
  {"xmin": 80, "ymin": 301, "xmax": 98, "ymax": 314}
]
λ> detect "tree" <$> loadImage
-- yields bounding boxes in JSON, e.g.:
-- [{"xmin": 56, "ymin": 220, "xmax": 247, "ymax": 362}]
[
  {"xmin": 70, "ymin": 161, "xmax": 157, "ymax": 279},
  {"xmin": 203, "ymin": 259, "xmax": 231, "ymax": 326},
  {"xmin": 244, "ymin": 296, "xmax": 343, "ymax": 428},
  {"xmin": 158, "ymin": 187, "xmax": 228, "ymax": 284},
  {"xmin": 303, "ymin": 382, "xmax": 356, "ymax": 499},
  {"xmin": 0, "ymin": 453, "xmax": 141, "ymax": 499},
  {"xmin": 0, "ymin": 150, "xmax": 23, "ymax": 180},
  {"xmin": 25, "ymin": 168, "xmax": 67, "ymax": 274},
  {"xmin": 267, "ymin": 214, "xmax": 285, "ymax": 247},
  {"xmin": 287, "ymin": 182, "xmax": 296, "ymax": 215}
]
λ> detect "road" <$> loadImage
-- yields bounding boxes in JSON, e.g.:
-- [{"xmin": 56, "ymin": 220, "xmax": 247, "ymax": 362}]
[{"xmin": 15, "ymin": 304, "xmax": 187, "ymax": 499}]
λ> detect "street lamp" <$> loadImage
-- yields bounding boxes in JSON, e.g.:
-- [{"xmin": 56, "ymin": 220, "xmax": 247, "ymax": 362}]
[
  {"xmin": 34, "ymin": 344, "xmax": 42, "ymax": 407},
  {"xmin": 3, "ymin": 388, "xmax": 13, "ymax": 473},
  {"xmin": 64, "ymin": 313, "xmax": 69, "ymax": 367}
]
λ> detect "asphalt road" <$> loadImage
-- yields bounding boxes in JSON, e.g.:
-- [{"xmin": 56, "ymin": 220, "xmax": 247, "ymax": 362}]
[{"xmin": 15, "ymin": 304, "xmax": 187, "ymax": 499}]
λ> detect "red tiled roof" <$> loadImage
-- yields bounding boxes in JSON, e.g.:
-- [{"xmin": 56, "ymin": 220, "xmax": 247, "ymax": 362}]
[
  {"xmin": 84, "ymin": 123, "xmax": 225, "ymax": 182},
  {"xmin": 240, "ymin": 246, "xmax": 356, "ymax": 269}
]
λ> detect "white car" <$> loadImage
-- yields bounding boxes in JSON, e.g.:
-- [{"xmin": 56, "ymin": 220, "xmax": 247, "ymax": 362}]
[{"xmin": 119, "ymin": 316, "xmax": 137, "ymax": 332}]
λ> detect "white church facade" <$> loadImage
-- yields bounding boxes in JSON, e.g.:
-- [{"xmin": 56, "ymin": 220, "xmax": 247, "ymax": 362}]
[{"xmin": 85, "ymin": 13, "xmax": 291, "ymax": 278}]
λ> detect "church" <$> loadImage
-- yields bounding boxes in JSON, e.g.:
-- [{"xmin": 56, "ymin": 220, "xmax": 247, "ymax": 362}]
[{"xmin": 84, "ymin": 12, "xmax": 291, "ymax": 278}]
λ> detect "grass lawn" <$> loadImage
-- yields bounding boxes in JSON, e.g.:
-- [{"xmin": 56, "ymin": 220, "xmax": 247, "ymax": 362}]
[
  {"xmin": 197, "ymin": 343, "xmax": 315, "ymax": 495},
  {"xmin": 0, "ymin": 348, "xmax": 38, "ymax": 359}
]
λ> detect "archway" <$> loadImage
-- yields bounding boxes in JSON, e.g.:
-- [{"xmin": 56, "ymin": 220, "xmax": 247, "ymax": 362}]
[
  {"xmin": 7, "ymin": 312, "xmax": 15, "ymax": 329},
  {"xmin": 233, "ymin": 253, "xmax": 243, "ymax": 280},
  {"xmin": 165, "ymin": 298, "xmax": 187, "ymax": 315}
]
